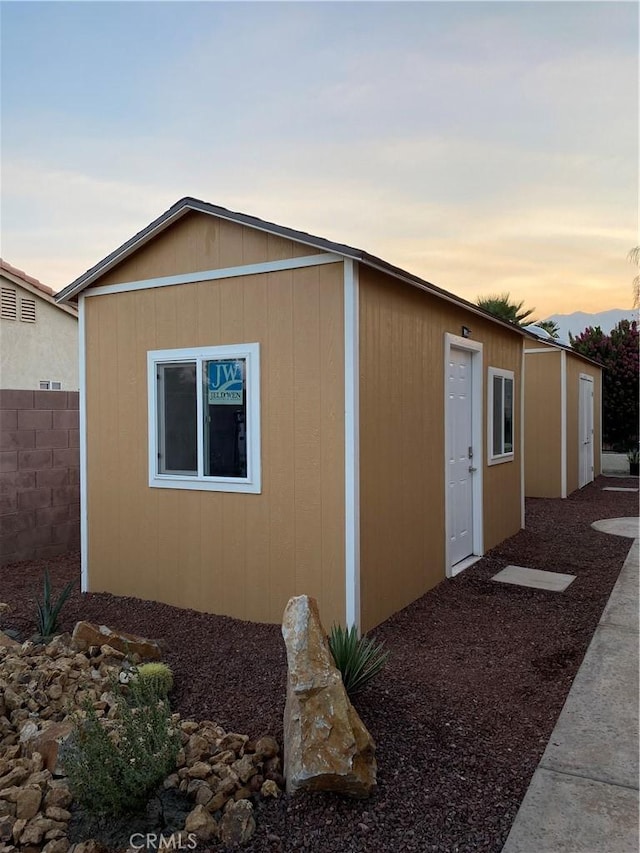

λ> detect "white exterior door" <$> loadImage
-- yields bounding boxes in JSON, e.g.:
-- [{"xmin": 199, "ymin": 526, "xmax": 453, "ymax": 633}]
[
  {"xmin": 447, "ymin": 348, "xmax": 474, "ymax": 565},
  {"xmin": 579, "ymin": 375, "xmax": 594, "ymax": 488}
]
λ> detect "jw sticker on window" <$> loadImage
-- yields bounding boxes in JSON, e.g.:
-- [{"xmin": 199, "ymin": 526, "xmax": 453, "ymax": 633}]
[{"xmin": 207, "ymin": 359, "xmax": 244, "ymax": 406}]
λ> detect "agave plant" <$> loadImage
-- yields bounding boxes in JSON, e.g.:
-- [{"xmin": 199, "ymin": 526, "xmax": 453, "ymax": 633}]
[
  {"xmin": 328, "ymin": 624, "xmax": 389, "ymax": 696},
  {"xmin": 36, "ymin": 568, "xmax": 74, "ymax": 638}
]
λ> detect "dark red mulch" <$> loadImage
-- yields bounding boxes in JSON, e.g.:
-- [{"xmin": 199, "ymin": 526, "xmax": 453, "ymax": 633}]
[{"xmin": 1, "ymin": 476, "xmax": 637, "ymax": 853}]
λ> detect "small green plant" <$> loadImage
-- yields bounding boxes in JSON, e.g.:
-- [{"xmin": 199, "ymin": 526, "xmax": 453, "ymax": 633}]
[
  {"xmin": 131, "ymin": 662, "xmax": 174, "ymax": 701},
  {"xmin": 36, "ymin": 568, "xmax": 74, "ymax": 638},
  {"xmin": 61, "ymin": 687, "xmax": 180, "ymax": 817},
  {"xmin": 328, "ymin": 624, "xmax": 389, "ymax": 696}
]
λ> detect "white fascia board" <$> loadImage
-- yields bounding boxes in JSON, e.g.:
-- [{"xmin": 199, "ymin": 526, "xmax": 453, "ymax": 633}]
[
  {"xmin": 344, "ymin": 259, "xmax": 361, "ymax": 633},
  {"xmin": 83, "ymin": 253, "xmax": 342, "ymax": 298}
]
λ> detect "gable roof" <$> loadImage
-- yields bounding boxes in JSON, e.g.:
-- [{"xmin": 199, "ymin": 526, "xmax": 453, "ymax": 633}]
[
  {"xmin": 523, "ymin": 324, "xmax": 603, "ymax": 369},
  {"xmin": 1, "ymin": 259, "xmax": 78, "ymax": 318},
  {"xmin": 55, "ymin": 196, "xmax": 532, "ymax": 338}
]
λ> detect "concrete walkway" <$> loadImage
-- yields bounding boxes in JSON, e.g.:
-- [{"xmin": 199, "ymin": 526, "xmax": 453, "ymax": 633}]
[{"xmin": 502, "ymin": 538, "xmax": 639, "ymax": 853}]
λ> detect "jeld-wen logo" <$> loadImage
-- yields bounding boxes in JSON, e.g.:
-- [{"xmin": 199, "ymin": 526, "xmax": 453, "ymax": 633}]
[
  {"xmin": 130, "ymin": 833, "xmax": 197, "ymax": 850},
  {"xmin": 208, "ymin": 360, "xmax": 244, "ymax": 405}
]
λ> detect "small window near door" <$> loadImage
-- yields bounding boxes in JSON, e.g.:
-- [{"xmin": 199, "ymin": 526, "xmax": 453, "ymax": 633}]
[{"xmin": 488, "ymin": 367, "xmax": 515, "ymax": 464}]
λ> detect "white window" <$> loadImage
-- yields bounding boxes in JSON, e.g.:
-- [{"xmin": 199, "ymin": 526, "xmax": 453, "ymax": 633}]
[
  {"xmin": 488, "ymin": 367, "xmax": 515, "ymax": 464},
  {"xmin": 40, "ymin": 381, "xmax": 51, "ymax": 390},
  {"xmin": 20, "ymin": 298, "xmax": 36, "ymax": 322},
  {"xmin": 1, "ymin": 287, "xmax": 17, "ymax": 320},
  {"xmin": 147, "ymin": 344, "xmax": 261, "ymax": 493},
  {"xmin": 39, "ymin": 380, "xmax": 62, "ymax": 390}
]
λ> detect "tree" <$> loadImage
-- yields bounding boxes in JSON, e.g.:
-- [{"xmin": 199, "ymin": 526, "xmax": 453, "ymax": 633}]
[
  {"xmin": 629, "ymin": 246, "xmax": 640, "ymax": 309},
  {"xmin": 533, "ymin": 319, "xmax": 560, "ymax": 338},
  {"xmin": 477, "ymin": 292, "xmax": 536, "ymax": 325},
  {"xmin": 570, "ymin": 320, "xmax": 639, "ymax": 450}
]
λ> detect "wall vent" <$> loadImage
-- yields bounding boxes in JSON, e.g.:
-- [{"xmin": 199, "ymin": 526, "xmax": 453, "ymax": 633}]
[
  {"xmin": 20, "ymin": 298, "xmax": 37, "ymax": 322},
  {"xmin": 1, "ymin": 287, "xmax": 17, "ymax": 320}
]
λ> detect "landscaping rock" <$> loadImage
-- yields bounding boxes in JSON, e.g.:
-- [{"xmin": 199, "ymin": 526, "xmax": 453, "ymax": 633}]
[
  {"xmin": 218, "ymin": 800, "xmax": 256, "ymax": 846},
  {"xmin": 71, "ymin": 622, "xmax": 162, "ymax": 660},
  {"xmin": 16, "ymin": 786, "xmax": 42, "ymax": 820},
  {"xmin": 0, "ymin": 625, "xmax": 282, "ymax": 850},
  {"xmin": 0, "ymin": 630, "xmax": 20, "ymax": 650},
  {"xmin": 22, "ymin": 720, "xmax": 74, "ymax": 774},
  {"xmin": 281, "ymin": 595, "xmax": 377, "ymax": 798},
  {"xmin": 184, "ymin": 804, "xmax": 217, "ymax": 842}
]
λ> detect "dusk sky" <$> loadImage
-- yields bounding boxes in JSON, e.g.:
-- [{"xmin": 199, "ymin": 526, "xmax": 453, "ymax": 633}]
[{"xmin": 1, "ymin": 1, "xmax": 637, "ymax": 318}]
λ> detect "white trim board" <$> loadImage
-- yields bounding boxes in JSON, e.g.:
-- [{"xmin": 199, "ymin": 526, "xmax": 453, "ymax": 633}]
[
  {"xmin": 344, "ymin": 259, "xmax": 361, "ymax": 632},
  {"xmin": 83, "ymin": 253, "xmax": 342, "ymax": 298},
  {"xmin": 520, "ymin": 343, "xmax": 526, "ymax": 529},
  {"xmin": 443, "ymin": 333, "xmax": 484, "ymax": 577},
  {"xmin": 78, "ymin": 294, "xmax": 88, "ymax": 593},
  {"xmin": 560, "ymin": 350, "xmax": 567, "ymax": 498}
]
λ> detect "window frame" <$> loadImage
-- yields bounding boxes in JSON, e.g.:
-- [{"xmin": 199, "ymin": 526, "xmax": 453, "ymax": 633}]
[
  {"xmin": 487, "ymin": 367, "xmax": 515, "ymax": 465},
  {"xmin": 147, "ymin": 343, "xmax": 261, "ymax": 494}
]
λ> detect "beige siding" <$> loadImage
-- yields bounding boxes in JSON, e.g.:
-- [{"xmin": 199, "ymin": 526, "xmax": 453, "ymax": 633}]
[
  {"xmin": 93, "ymin": 212, "xmax": 320, "ymax": 287},
  {"xmin": 358, "ymin": 268, "xmax": 523, "ymax": 632},
  {"xmin": 523, "ymin": 343, "xmax": 602, "ymax": 498},
  {"xmin": 566, "ymin": 354, "xmax": 602, "ymax": 493},
  {"xmin": 85, "ymin": 260, "xmax": 345, "ymax": 627},
  {"xmin": 524, "ymin": 349, "xmax": 563, "ymax": 498}
]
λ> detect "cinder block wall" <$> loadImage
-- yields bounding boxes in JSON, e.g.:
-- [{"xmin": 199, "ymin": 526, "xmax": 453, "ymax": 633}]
[{"xmin": 0, "ymin": 389, "xmax": 80, "ymax": 565}]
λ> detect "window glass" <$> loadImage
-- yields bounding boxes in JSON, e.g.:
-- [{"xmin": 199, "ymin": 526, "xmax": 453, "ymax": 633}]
[
  {"xmin": 492, "ymin": 375, "xmax": 503, "ymax": 457},
  {"xmin": 158, "ymin": 363, "xmax": 197, "ymax": 474},
  {"xmin": 203, "ymin": 358, "xmax": 247, "ymax": 478},
  {"xmin": 504, "ymin": 378, "xmax": 513, "ymax": 453}
]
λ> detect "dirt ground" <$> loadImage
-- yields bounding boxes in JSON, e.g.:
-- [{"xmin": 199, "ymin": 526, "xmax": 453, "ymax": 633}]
[{"xmin": 1, "ymin": 476, "xmax": 637, "ymax": 852}]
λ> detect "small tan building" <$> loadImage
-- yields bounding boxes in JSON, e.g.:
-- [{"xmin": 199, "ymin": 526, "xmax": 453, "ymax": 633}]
[
  {"xmin": 524, "ymin": 331, "xmax": 602, "ymax": 498},
  {"xmin": 57, "ymin": 198, "xmax": 527, "ymax": 632}
]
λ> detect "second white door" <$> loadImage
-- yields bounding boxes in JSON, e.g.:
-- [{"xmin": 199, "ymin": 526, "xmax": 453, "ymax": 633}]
[{"xmin": 447, "ymin": 347, "xmax": 474, "ymax": 566}]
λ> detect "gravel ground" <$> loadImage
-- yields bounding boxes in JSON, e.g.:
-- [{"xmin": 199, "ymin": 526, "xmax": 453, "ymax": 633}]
[{"xmin": 1, "ymin": 476, "xmax": 637, "ymax": 853}]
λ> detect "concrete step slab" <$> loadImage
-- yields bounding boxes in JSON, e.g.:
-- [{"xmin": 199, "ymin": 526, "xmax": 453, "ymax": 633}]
[
  {"xmin": 591, "ymin": 517, "xmax": 640, "ymax": 538},
  {"xmin": 491, "ymin": 565, "xmax": 576, "ymax": 592}
]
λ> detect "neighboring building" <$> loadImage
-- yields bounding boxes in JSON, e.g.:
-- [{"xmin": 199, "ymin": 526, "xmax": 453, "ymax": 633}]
[
  {"xmin": 1, "ymin": 259, "xmax": 78, "ymax": 391},
  {"xmin": 524, "ymin": 329, "xmax": 602, "ymax": 498},
  {"xmin": 57, "ymin": 197, "xmax": 527, "ymax": 632}
]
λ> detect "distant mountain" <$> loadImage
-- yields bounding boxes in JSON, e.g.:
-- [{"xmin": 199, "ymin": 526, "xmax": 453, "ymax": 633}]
[{"xmin": 544, "ymin": 309, "xmax": 638, "ymax": 344}]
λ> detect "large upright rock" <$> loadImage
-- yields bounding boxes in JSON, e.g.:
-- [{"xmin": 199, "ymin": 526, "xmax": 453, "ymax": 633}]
[{"xmin": 282, "ymin": 595, "xmax": 376, "ymax": 798}]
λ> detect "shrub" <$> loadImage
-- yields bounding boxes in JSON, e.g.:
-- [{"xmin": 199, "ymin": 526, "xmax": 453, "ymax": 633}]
[
  {"xmin": 36, "ymin": 568, "xmax": 74, "ymax": 638},
  {"xmin": 131, "ymin": 662, "xmax": 174, "ymax": 701},
  {"xmin": 61, "ymin": 687, "xmax": 180, "ymax": 817},
  {"xmin": 328, "ymin": 624, "xmax": 389, "ymax": 696}
]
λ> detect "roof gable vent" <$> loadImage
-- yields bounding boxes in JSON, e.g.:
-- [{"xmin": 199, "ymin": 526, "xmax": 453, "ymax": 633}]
[
  {"xmin": 20, "ymin": 297, "xmax": 36, "ymax": 323},
  {"xmin": 1, "ymin": 287, "xmax": 17, "ymax": 320}
]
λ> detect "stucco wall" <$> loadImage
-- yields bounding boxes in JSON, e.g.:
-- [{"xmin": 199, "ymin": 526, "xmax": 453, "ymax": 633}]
[
  {"xmin": 0, "ymin": 277, "xmax": 78, "ymax": 390},
  {"xmin": 0, "ymin": 389, "xmax": 80, "ymax": 565}
]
